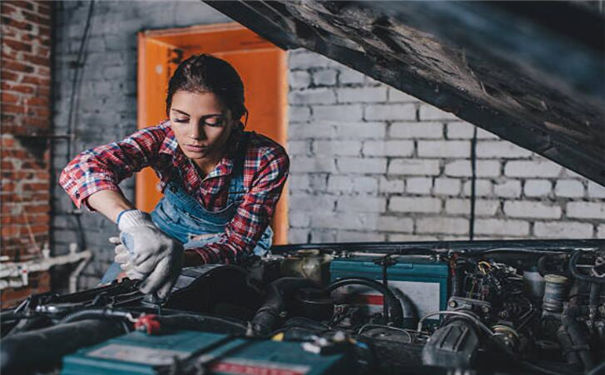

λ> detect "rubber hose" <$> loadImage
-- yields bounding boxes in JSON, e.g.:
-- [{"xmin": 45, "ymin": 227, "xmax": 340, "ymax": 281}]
[
  {"xmin": 251, "ymin": 277, "xmax": 318, "ymax": 335},
  {"xmin": 1, "ymin": 319, "xmax": 125, "ymax": 374},
  {"xmin": 561, "ymin": 304, "xmax": 594, "ymax": 370},
  {"xmin": 59, "ymin": 308, "xmax": 134, "ymax": 324}
]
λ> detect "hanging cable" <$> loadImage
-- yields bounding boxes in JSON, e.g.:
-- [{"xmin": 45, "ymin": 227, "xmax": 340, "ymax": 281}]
[
  {"xmin": 62, "ymin": 1, "xmax": 96, "ymax": 281},
  {"xmin": 469, "ymin": 126, "xmax": 478, "ymax": 240},
  {"xmin": 65, "ymin": 0, "xmax": 95, "ymax": 164}
]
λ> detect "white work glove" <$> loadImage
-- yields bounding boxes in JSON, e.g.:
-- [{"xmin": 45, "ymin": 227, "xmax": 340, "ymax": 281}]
[
  {"xmin": 109, "ymin": 237, "xmax": 145, "ymax": 280},
  {"xmin": 117, "ymin": 209, "xmax": 183, "ymax": 299}
]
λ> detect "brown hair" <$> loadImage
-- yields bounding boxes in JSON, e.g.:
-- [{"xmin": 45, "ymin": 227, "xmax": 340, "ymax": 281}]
[{"xmin": 166, "ymin": 54, "xmax": 247, "ymax": 121}]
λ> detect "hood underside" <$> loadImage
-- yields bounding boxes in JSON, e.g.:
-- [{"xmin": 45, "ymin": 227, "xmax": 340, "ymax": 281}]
[{"xmin": 205, "ymin": 1, "xmax": 605, "ymax": 185}]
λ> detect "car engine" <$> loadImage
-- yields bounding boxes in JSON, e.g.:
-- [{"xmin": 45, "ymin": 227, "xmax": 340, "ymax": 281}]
[{"xmin": 1, "ymin": 241, "xmax": 604, "ymax": 375}]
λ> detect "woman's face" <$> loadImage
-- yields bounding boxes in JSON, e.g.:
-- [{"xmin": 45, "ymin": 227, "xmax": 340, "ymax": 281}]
[{"xmin": 169, "ymin": 90, "xmax": 235, "ymax": 168}]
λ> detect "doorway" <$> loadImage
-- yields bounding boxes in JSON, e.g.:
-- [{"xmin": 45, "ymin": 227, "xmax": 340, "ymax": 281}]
[{"xmin": 136, "ymin": 23, "xmax": 288, "ymax": 244}]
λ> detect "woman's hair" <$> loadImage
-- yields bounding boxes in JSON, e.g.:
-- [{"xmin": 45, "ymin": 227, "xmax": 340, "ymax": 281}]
[{"xmin": 166, "ymin": 54, "xmax": 247, "ymax": 121}]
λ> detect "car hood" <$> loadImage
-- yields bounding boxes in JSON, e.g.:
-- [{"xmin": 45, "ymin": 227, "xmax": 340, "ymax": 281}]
[{"xmin": 205, "ymin": 1, "xmax": 605, "ymax": 185}]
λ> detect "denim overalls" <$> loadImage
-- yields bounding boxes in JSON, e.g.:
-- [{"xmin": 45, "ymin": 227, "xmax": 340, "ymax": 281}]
[{"xmin": 100, "ymin": 133, "xmax": 272, "ymax": 283}]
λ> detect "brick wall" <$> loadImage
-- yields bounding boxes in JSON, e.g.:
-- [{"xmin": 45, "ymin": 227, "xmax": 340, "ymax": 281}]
[
  {"xmin": 286, "ymin": 49, "xmax": 605, "ymax": 243},
  {"xmin": 1, "ymin": 0, "xmax": 53, "ymax": 307},
  {"xmin": 51, "ymin": 1, "xmax": 231, "ymax": 289}
]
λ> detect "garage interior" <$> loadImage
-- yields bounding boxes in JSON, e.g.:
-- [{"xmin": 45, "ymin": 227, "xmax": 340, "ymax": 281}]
[{"xmin": 1, "ymin": 1, "xmax": 604, "ymax": 374}]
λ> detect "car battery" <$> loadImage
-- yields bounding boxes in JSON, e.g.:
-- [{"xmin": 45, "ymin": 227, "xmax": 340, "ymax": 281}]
[
  {"xmin": 62, "ymin": 330, "xmax": 356, "ymax": 375},
  {"xmin": 329, "ymin": 255, "xmax": 449, "ymax": 326}
]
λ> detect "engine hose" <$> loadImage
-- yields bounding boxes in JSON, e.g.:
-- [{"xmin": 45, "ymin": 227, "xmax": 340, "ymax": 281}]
[
  {"xmin": 251, "ymin": 277, "xmax": 318, "ymax": 336},
  {"xmin": 560, "ymin": 304, "xmax": 594, "ymax": 370},
  {"xmin": 1, "ymin": 319, "xmax": 126, "ymax": 374},
  {"xmin": 326, "ymin": 277, "xmax": 404, "ymax": 327},
  {"xmin": 149, "ymin": 314, "xmax": 247, "ymax": 335},
  {"xmin": 59, "ymin": 308, "xmax": 136, "ymax": 324},
  {"xmin": 569, "ymin": 251, "xmax": 605, "ymax": 284}
]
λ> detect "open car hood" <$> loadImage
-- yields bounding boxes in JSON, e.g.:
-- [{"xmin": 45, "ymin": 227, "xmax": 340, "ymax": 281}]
[{"xmin": 205, "ymin": 1, "xmax": 605, "ymax": 185}]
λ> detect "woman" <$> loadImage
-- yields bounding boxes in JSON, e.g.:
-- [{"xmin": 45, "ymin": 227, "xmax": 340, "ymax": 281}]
[{"xmin": 60, "ymin": 54, "xmax": 289, "ymax": 299}]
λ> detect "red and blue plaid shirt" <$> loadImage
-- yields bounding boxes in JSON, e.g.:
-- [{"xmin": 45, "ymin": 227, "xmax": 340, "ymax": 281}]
[{"xmin": 60, "ymin": 121, "xmax": 289, "ymax": 264}]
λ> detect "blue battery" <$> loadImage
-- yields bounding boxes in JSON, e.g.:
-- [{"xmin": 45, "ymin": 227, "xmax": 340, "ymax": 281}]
[
  {"xmin": 62, "ymin": 330, "xmax": 355, "ymax": 375},
  {"xmin": 329, "ymin": 256, "xmax": 449, "ymax": 326}
]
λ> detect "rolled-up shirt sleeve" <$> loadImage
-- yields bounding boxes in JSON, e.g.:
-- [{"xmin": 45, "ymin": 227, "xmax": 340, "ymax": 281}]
[
  {"xmin": 191, "ymin": 146, "xmax": 289, "ymax": 264},
  {"xmin": 59, "ymin": 125, "xmax": 167, "ymax": 209}
]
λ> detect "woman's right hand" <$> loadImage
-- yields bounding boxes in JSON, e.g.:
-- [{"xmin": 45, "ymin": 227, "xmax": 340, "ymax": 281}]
[{"xmin": 117, "ymin": 209, "xmax": 183, "ymax": 299}]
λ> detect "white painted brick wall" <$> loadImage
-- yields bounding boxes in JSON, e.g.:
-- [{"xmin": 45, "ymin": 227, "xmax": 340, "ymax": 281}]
[
  {"xmin": 339, "ymin": 69, "xmax": 365, "ymax": 84},
  {"xmin": 389, "ymin": 197, "xmax": 441, "ymax": 213},
  {"xmin": 524, "ymin": 180, "xmax": 552, "ymax": 197},
  {"xmin": 362, "ymin": 140, "xmax": 414, "ymax": 157},
  {"xmin": 446, "ymin": 122, "xmax": 499, "ymax": 139},
  {"xmin": 434, "ymin": 178, "xmax": 461, "ymax": 195},
  {"xmin": 313, "ymin": 104, "xmax": 362, "ymax": 121},
  {"xmin": 389, "ymin": 159, "xmax": 440, "ymax": 176},
  {"xmin": 504, "ymin": 201, "xmax": 562, "ymax": 219},
  {"xmin": 289, "ymin": 88, "xmax": 336, "ymax": 105},
  {"xmin": 444, "ymin": 160, "xmax": 500, "ymax": 177},
  {"xmin": 327, "ymin": 176, "xmax": 378, "ymax": 194},
  {"xmin": 284, "ymin": 49, "xmax": 605, "ymax": 242},
  {"xmin": 476, "ymin": 141, "xmax": 532, "ymax": 158},
  {"xmin": 418, "ymin": 141, "xmax": 470, "ymax": 158},
  {"xmin": 312, "ymin": 213, "xmax": 376, "ymax": 230},
  {"xmin": 567, "ymin": 202, "xmax": 605, "ymax": 219},
  {"xmin": 588, "ymin": 182, "xmax": 605, "ymax": 198},
  {"xmin": 475, "ymin": 219, "xmax": 530, "ymax": 236},
  {"xmin": 289, "ymin": 229, "xmax": 310, "ymax": 243},
  {"xmin": 289, "ymin": 106, "xmax": 311, "ymax": 122},
  {"xmin": 554, "ymin": 180, "xmax": 584, "ymax": 198},
  {"xmin": 417, "ymin": 217, "xmax": 469, "ymax": 235},
  {"xmin": 406, "ymin": 177, "xmax": 433, "ymax": 194},
  {"xmin": 290, "ymin": 156, "xmax": 336, "ymax": 173},
  {"xmin": 505, "ymin": 161, "xmax": 562, "ymax": 178},
  {"xmin": 389, "ymin": 122, "xmax": 443, "ymax": 139},
  {"xmin": 313, "ymin": 140, "xmax": 361, "ymax": 156},
  {"xmin": 462, "ymin": 180, "xmax": 493, "ymax": 197},
  {"xmin": 290, "ymin": 212, "xmax": 311, "ymax": 227},
  {"xmin": 289, "ymin": 123, "xmax": 335, "ymax": 139},
  {"xmin": 288, "ymin": 141, "xmax": 311, "ymax": 156},
  {"xmin": 337, "ymin": 231, "xmax": 385, "ymax": 242},
  {"xmin": 289, "ymin": 70, "xmax": 311, "ymax": 89},
  {"xmin": 312, "ymin": 69, "xmax": 337, "ymax": 86},
  {"xmin": 365, "ymin": 104, "xmax": 416, "ymax": 121},
  {"xmin": 387, "ymin": 87, "xmax": 417, "ymax": 102},
  {"xmin": 494, "ymin": 180, "xmax": 522, "ymax": 198},
  {"xmin": 336, "ymin": 87, "xmax": 387, "ymax": 103},
  {"xmin": 377, "ymin": 216, "xmax": 414, "ymax": 232},
  {"xmin": 534, "ymin": 222, "xmax": 594, "ymax": 238},
  {"xmin": 333, "ymin": 122, "xmax": 386, "ymax": 139},
  {"xmin": 418, "ymin": 105, "xmax": 458, "ymax": 120},
  {"xmin": 379, "ymin": 177, "xmax": 404, "ymax": 193},
  {"xmin": 337, "ymin": 158, "xmax": 387, "ymax": 174},
  {"xmin": 445, "ymin": 199, "xmax": 499, "ymax": 216},
  {"xmin": 290, "ymin": 194, "xmax": 336, "ymax": 212}
]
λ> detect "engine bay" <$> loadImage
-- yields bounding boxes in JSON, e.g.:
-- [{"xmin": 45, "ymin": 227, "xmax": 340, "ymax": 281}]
[{"xmin": 1, "ymin": 240, "xmax": 604, "ymax": 375}]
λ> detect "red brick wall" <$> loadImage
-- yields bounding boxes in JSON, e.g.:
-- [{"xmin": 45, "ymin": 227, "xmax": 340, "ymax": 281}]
[{"xmin": 1, "ymin": 0, "xmax": 53, "ymax": 308}]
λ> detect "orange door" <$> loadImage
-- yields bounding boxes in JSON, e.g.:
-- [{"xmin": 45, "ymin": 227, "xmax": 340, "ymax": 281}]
[{"xmin": 137, "ymin": 23, "xmax": 288, "ymax": 244}]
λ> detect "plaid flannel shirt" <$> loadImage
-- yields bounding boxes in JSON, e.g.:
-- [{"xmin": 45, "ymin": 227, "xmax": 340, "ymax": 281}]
[{"xmin": 60, "ymin": 121, "xmax": 289, "ymax": 264}]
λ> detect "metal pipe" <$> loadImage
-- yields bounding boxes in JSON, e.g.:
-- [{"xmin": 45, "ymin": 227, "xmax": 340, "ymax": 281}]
[{"xmin": 69, "ymin": 250, "xmax": 92, "ymax": 293}]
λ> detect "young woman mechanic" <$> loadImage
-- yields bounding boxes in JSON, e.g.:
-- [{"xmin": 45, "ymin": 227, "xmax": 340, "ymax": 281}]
[{"xmin": 60, "ymin": 54, "xmax": 289, "ymax": 299}]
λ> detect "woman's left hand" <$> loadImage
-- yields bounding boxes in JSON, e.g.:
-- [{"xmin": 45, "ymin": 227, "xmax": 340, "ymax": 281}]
[{"xmin": 110, "ymin": 237, "xmax": 145, "ymax": 280}]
